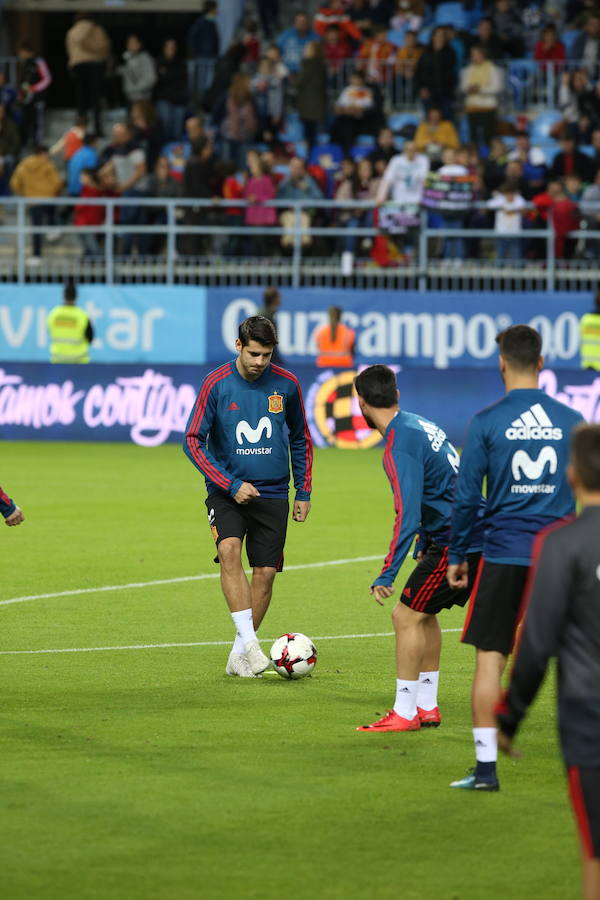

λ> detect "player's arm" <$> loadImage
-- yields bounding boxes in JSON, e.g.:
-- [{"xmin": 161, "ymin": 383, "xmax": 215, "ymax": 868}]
[
  {"xmin": 183, "ymin": 380, "xmax": 249, "ymax": 501},
  {"xmin": 371, "ymin": 449, "xmax": 423, "ymax": 604},
  {"xmin": 447, "ymin": 416, "xmax": 488, "ymax": 588},
  {"xmin": 286, "ymin": 379, "xmax": 313, "ymax": 522},
  {"xmin": 496, "ymin": 529, "xmax": 572, "ymax": 753},
  {"xmin": 0, "ymin": 486, "xmax": 23, "ymax": 526}
]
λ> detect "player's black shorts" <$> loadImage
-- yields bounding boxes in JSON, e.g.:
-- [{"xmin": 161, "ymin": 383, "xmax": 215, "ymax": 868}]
[
  {"xmin": 461, "ymin": 560, "xmax": 529, "ymax": 655},
  {"xmin": 568, "ymin": 766, "xmax": 600, "ymax": 859},
  {"xmin": 205, "ymin": 492, "xmax": 289, "ymax": 571},
  {"xmin": 399, "ymin": 546, "xmax": 481, "ymax": 615}
]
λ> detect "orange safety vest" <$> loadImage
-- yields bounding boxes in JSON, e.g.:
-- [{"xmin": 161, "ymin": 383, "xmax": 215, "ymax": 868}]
[{"xmin": 315, "ymin": 323, "xmax": 355, "ymax": 368}]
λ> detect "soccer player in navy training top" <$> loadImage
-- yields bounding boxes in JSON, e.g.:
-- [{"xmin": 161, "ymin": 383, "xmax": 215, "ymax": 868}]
[
  {"xmin": 354, "ymin": 365, "xmax": 483, "ymax": 733},
  {"xmin": 184, "ymin": 316, "xmax": 313, "ymax": 678},
  {"xmin": 0, "ymin": 485, "xmax": 24, "ymax": 526},
  {"xmin": 497, "ymin": 424, "xmax": 600, "ymax": 900},
  {"xmin": 447, "ymin": 324, "xmax": 583, "ymax": 791}
]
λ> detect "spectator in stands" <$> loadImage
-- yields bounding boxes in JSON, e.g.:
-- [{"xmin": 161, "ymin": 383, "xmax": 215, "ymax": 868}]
[
  {"xmin": 414, "ymin": 27, "xmax": 457, "ymax": 121},
  {"xmin": 414, "ymin": 106, "xmax": 460, "ymax": 167},
  {"xmin": 0, "ymin": 70, "xmax": 17, "ymax": 116},
  {"xmin": 444, "ymin": 24, "xmax": 466, "ymax": 74},
  {"xmin": 202, "ymin": 42, "xmax": 246, "ymax": 114},
  {"xmin": 252, "ymin": 47, "xmax": 289, "ymax": 146},
  {"xmin": 0, "ymin": 104, "xmax": 20, "ymax": 194},
  {"xmin": 256, "ymin": 0, "xmax": 280, "ymax": 41},
  {"xmin": 155, "ymin": 38, "xmax": 189, "ymax": 143},
  {"xmin": 550, "ymin": 134, "xmax": 595, "ymax": 181},
  {"xmin": 569, "ymin": 1, "xmax": 600, "ymax": 31},
  {"xmin": 314, "ymin": 1, "xmax": 363, "ymax": 42},
  {"xmin": 276, "ymin": 13, "xmax": 319, "ymax": 75},
  {"xmin": 146, "ymin": 155, "xmax": 182, "ymax": 253},
  {"xmin": 297, "ymin": 42, "xmax": 327, "ymax": 152},
  {"xmin": 533, "ymin": 23, "xmax": 566, "ymax": 69},
  {"xmin": 49, "ymin": 115, "xmax": 86, "ymax": 162},
  {"xmin": 181, "ymin": 136, "xmax": 222, "ymax": 255},
  {"xmin": 184, "ymin": 115, "xmax": 205, "ymax": 150},
  {"xmin": 67, "ymin": 133, "xmax": 99, "ymax": 198},
  {"xmin": 487, "ymin": 179, "xmax": 527, "ymax": 262},
  {"xmin": 507, "ymin": 132, "xmax": 548, "ymax": 199},
  {"xmin": 357, "ymin": 23, "xmax": 397, "ymax": 85},
  {"xmin": 331, "ymin": 70, "xmax": 376, "ymax": 152},
  {"xmin": 565, "ymin": 172, "xmax": 584, "ymax": 202},
  {"xmin": 368, "ymin": 126, "xmax": 396, "ymax": 176},
  {"xmin": 220, "ymin": 73, "xmax": 258, "ymax": 169},
  {"xmin": 556, "ymin": 69, "xmax": 591, "ymax": 138},
  {"xmin": 579, "ymin": 78, "xmax": 600, "ymax": 131},
  {"xmin": 545, "ymin": 181, "xmax": 581, "ymax": 258},
  {"xmin": 470, "ymin": 17, "xmax": 504, "ymax": 61},
  {"xmin": 347, "ymin": 0, "xmax": 374, "ymax": 35},
  {"xmin": 322, "ymin": 25, "xmax": 353, "ymax": 77},
  {"xmin": 120, "ymin": 35, "xmax": 156, "ymax": 106},
  {"xmin": 65, "ymin": 13, "xmax": 111, "ymax": 137},
  {"xmin": 436, "ymin": 147, "xmax": 469, "ymax": 261},
  {"xmin": 99, "ymin": 122, "xmax": 150, "ymax": 255},
  {"xmin": 483, "ymin": 136, "xmax": 509, "ymax": 193},
  {"xmin": 243, "ymin": 154, "xmax": 277, "ymax": 255},
  {"xmin": 335, "ymin": 156, "xmax": 379, "ymax": 256},
  {"xmin": 17, "ymin": 42, "xmax": 52, "ymax": 147},
  {"xmin": 460, "ymin": 44, "xmax": 503, "ymax": 146},
  {"xmin": 131, "ymin": 100, "xmax": 163, "ymax": 171},
  {"xmin": 242, "ymin": 20, "xmax": 261, "ymax": 64},
  {"xmin": 188, "ymin": 0, "xmax": 220, "ymax": 94},
  {"xmin": 375, "ymin": 139, "xmax": 430, "ymax": 205},
  {"xmin": 74, "ymin": 168, "xmax": 105, "ymax": 257},
  {"xmin": 590, "ymin": 127, "xmax": 600, "ymax": 173},
  {"xmin": 220, "ymin": 160, "xmax": 244, "ymax": 255},
  {"xmin": 504, "ymin": 158, "xmax": 528, "ymax": 197},
  {"xmin": 390, "ymin": 0, "xmax": 424, "ymax": 33},
  {"xmin": 277, "ymin": 155, "xmax": 322, "ymax": 201},
  {"xmin": 580, "ymin": 167, "xmax": 600, "ymax": 228},
  {"xmin": 572, "ymin": 14, "xmax": 600, "ymax": 68},
  {"xmin": 10, "ymin": 145, "xmax": 63, "ymax": 264},
  {"xmin": 395, "ymin": 30, "xmax": 422, "ymax": 102},
  {"xmin": 491, "ymin": 0, "xmax": 525, "ymax": 58}
]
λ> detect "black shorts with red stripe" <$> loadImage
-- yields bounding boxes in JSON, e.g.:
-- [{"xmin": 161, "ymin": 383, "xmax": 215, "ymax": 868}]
[
  {"xmin": 206, "ymin": 492, "xmax": 288, "ymax": 571},
  {"xmin": 400, "ymin": 546, "xmax": 481, "ymax": 615},
  {"xmin": 461, "ymin": 560, "xmax": 529, "ymax": 655},
  {"xmin": 568, "ymin": 766, "xmax": 600, "ymax": 859}
]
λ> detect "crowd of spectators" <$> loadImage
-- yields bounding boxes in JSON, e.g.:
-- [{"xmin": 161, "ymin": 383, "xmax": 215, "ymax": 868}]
[{"xmin": 3, "ymin": 1, "xmax": 600, "ymax": 265}]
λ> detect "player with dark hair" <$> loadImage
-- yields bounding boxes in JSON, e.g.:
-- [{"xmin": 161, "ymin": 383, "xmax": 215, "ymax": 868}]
[
  {"xmin": 0, "ymin": 485, "xmax": 24, "ymax": 527},
  {"xmin": 354, "ymin": 364, "xmax": 483, "ymax": 733},
  {"xmin": 183, "ymin": 315, "xmax": 313, "ymax": 678},
  {"xmin": 497, "ymin": 424, "xmax": 600, "ymax": 900},
  {"xmin": 447, "ymin": 324, "xmax": 584, "ymax": 791}
]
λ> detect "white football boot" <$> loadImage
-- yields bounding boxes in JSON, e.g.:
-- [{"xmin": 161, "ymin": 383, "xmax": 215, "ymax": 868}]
[
  {"xmin": 225, "ymin": 651, "xmax": 256, "ymax": 678},
  {"xmin": 244, "ymin": 640, "xmax": 271, "ymax": 675}
]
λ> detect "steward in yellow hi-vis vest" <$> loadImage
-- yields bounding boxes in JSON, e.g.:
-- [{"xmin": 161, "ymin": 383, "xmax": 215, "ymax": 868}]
[
  {"xmin": 580, "ymin": 292, "xmax": 600, "ymax": 371},
  {"xmin": 46, "ymin": 279, "xmax": 94, "ymax": 363}
]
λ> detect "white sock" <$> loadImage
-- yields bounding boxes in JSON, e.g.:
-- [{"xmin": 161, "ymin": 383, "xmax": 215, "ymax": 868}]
[
  {"xmin": 231, "ymin": 608, "xmax": 256, "ymax": 647},
  {"xmin": 417, "ymin": 671, "xmax": 439, "ymax": 711},
  {"xmin": 393, "ymin": 679, "xmax": 419, "ymax": 720},
  {"xmin": 232, "ymin": 632, "xmax": 245, "ymax": 654},
  {"xmin": 473, "ymin": 727, "xmax": 498, "ymax": 763}
]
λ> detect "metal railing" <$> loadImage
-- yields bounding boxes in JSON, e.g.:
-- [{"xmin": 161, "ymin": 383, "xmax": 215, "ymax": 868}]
[{"xmin": 0, "ymin": 195, "xmax": 599, "ymax": 291}]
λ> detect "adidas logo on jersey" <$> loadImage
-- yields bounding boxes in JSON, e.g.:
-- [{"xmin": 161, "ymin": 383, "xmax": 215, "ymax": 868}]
[
  {"xmin": 505, "ymin": 403, "xmax": 563, "ymax": 441},
  {"xmin": 418, "ymin": 418, "xmax": 446, "ymax": 452}
]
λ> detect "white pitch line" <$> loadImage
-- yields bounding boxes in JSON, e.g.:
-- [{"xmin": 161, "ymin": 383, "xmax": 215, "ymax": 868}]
[
  {"xmin": 0, "ymin": 629, "xmax": 462, "ymax": 657},
  {"xmin": 0, "ymin": 554, "xmax": 383, "ymax": 608}
]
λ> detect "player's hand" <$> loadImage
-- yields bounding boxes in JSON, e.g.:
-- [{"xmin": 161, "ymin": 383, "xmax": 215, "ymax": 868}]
[
  {"xmin": 5, "ymin": 506, "xmax": 24, "ymax": 526},
  {"xmin": 370, "ymin": 584, "xmax": 394, "ymax": 606},
  {"xmin": 447, "ymin": 562, "xmax": 468, "ymax": 590},
  {"xmin": 497, "ymin": 730, "xmax": 522, "ymax": 759},
  {"xmin": 293, "ymin": 500, "xmax": 311, "ymax": 522},
  {"xmin": 415, "ymin": 551, "xmax": 424, "ymax": 562},
  {"xmin": 234, "ymin": 483, "xmax": 260, "ymax": 505}
]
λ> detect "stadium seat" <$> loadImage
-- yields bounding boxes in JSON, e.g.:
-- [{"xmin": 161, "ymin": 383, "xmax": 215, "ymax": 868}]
[
  {"xmin": 308, "ymin": 143, "xmax": 344, "ymax": 170},
  {"xmin": 562, "ymin": 30, "xmax": 582, "ymax": 57},
  {"xmin": 356, "ymin": 134, "xmax": 376, "ymax": 146},
  {"xmin": 530, "ymin": 111, "xmax": 563, "ymax": 141},
  {"xmin": 466, "ymin": 0, "xmax": 483, "ymax": 29},
  {"xmin": 540, "ymin": 143, "xmax": 561, "ymax": 165},
  {"xmin": 434, "ymin": 2, "xmax": 468, "ymax": 30},
  {"xmin": 279, "ymin": 112, "xmax": 304, "ymax": 143},
  {"xmin": 418, "ymin": 26, "xmax": 432, "ymax": 45},
  {"xmin": 507, "ymin": 59, "xmax": 537, "ymax": 109},
  {"xmin": 387, "ymin": 113, "xmax": 419, "ymax": 135},
  {"xmin": 350, "ymin": 145, "xmax": 373, "ymax": 160},
  {"xmin": 293, "ymin": 141, "xmax": 308, "ymax": 159},
  {"xmin": 580, "ymin": 145, "xmax": 595, "ymax": 158},
  {"xmin": 387, "ymin": 27, "xmax": 408, "ymax": 47}
]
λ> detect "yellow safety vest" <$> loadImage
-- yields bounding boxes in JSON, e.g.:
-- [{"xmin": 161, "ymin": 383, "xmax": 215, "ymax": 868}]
[
  {"xmin": 580, "ymin": 313, "xmax": 600, "ymax": 371},
  {"xmin": 47, "ymin": 304, "xmax": 91, "ymax": 364}
]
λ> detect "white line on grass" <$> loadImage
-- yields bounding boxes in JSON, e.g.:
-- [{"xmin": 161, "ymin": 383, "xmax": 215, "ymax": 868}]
[
  {"xmin": 0, "ymin": 629, "xmax": 462, "ymax": 657},
  {"xmin": 0, "ymin": 554, "xmax": 383, "ymax": 608}
]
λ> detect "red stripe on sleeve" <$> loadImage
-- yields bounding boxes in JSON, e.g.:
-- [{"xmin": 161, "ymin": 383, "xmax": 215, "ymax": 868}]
[
  {"xmin": 381, "ymin": 430, "xmax": 403, "ymax": 573},
  {"xmin": 271, "ymin": 364, "xmax": 313, "ymax": 493},
  {"xmin": 186, "ymin": 365, "xmax": 232, "ymax": 490}
]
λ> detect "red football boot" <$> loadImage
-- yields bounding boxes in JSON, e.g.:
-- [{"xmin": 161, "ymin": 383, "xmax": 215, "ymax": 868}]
[
  {"xmin": 417, "ymin": 706, "xmax": 441, "ymax": 727},
  {"xmin": 356, "ymin": 709, "xmax": 421, "ymax": 732}
]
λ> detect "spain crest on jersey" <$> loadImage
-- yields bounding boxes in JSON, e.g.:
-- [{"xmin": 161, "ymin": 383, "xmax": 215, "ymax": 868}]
[{"xmin": 268, "ymin": 392, "xmax": 283, "ymax": 414}]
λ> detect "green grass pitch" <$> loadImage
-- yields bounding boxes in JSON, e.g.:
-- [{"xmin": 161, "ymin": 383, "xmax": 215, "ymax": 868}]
[{"xmin": 1, "ymin": 442, "xmax": 578, "ymax": 900}]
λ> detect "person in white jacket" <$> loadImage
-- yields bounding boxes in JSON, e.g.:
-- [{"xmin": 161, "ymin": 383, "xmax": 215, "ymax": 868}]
[
  {"xmin": 460, "ymin": 45, "xmax": 503, "ymax": 146},
  {"xmin": 375, "ymin": 140, "xmax": 430, "ymax": 207},
  {"xmin": 120, "ymin": 34, "xmax": 157, "ymax": 105}
]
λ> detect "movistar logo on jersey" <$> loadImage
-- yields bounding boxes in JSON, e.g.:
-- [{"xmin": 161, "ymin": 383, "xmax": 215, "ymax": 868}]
[
  {"xmin": 418, "ymin": 418, "xmax": 446, "ymax": 452},
  {"xmin": 235, "ymin": 416, "xmax": 273, "ymax": 455},
  {"xmin": 505, "ymin": 403, "xmax": 563, "ymax": 441}
]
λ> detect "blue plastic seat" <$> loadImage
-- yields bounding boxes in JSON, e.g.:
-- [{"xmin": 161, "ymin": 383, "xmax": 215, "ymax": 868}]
[
  {"xmin": 308, "ymin": 143, "xmax": 344, "ymax": 169},
  {"xmin": 350, "ymin": 145, "xmax": 373, "ymax": 160},
  {"xmin": 387, "ymin": 112, "xmax": 420, "ymax": 134},
  {"xmin": 530, "ymin": 111, "xmax": 563, "ymax": 141},
  {"xmin": 387, "ymin": 27, "xmax": 408, "ymax": 47},
  {"xmin": 562, "ymin": 30, "xmax": 582, "ymax": 58},
  {"xmin": 434, "ymin": 2, "xmax": 468, "ymax": 30}
]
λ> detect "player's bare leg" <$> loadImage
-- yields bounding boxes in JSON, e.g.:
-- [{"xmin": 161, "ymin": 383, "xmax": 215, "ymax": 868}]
[
  {"xmin": 250, "ymin": 566, "xmax": 277, "ymax": 630},
  {"xmin": 583, "ymin": 858, "xmax": 600, "ymax": 900},
  {"xmin": 218, "ymin": 538, "xmax": 269, "ymax": 677}
]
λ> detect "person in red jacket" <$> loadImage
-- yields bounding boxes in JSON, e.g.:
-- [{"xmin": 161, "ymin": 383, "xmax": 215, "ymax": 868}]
[
  {"xmin": 74, "ymin": 167, "xmax": 105, "ymax": 257},
  {"xmin": 0, "ymin": 486, "xmax": 24, "ymax": 526},
  {"xmin": 533, "ymin": 24, "xmax": 566, "ymax": 70},
  {"xmin": 323, "ymin": 24, "xmax": 353, "ymax": 76},
  {"xmin": 533, "ymin": 180, "xmax": 580, "ymax": 259},
  {"xmin": 314, "ymin": 1, "xmax": 362, "ymax": 42}
]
